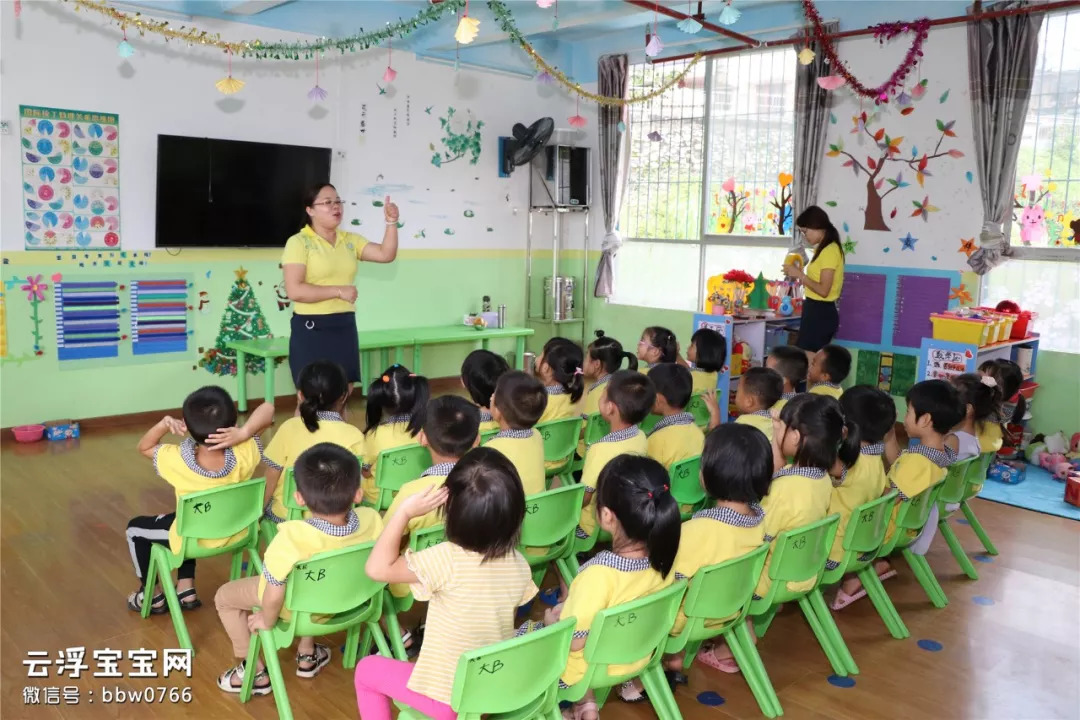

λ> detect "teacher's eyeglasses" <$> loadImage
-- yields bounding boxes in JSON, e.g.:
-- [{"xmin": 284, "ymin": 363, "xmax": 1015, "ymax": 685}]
[{"xmin": 312, "ymin": 199, "xmax": 345, "ymax": 208}]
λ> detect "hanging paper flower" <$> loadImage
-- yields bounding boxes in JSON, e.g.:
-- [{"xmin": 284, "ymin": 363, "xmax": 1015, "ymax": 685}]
[
  {"xmin": 718, "ymin": 1, "xmax": 740, "ymax": 25},
  {"xmin": 535, "ymin": 70, "xmax": 555, "ymax": 85},
  {"xmin": 677, "ymin": 16, "xmax": 703, "ymax": 34},
  {"xmin": 798, "ymin": 47, "xmax": 815, "ymax": 65},
  {"xmin": 896, "ymin": 90, "xmax": 912, "ymax": 106},
  {"xmin": 568, "ymin": 114, "xmax": 587, "ymax": 128},
  {"xmin": 647, "ymin": 130, "xmax": 663, "ymax": 142},
  {"xmin": 117, "ymin": 29, "xmax": 134, "ymax": 58},
  {"xmin": 13, "ymin": 0, "xmax": 21, "ymax": 18},
  {"xmin": 817, "ymin": 75, "xmax": 845, "ymax": 91},
  {"xmin": 537, "ymin": 0, "xmax": 554, "ymax": 7},
  {"xmin": 455, "ymin": 15, "xmax": 480, "ymax": 44},
  {"xmin": 216, "ymin": 49, "xmax": 244, "ymax": 94},
  {"xmin": 383, "ymin": 65, "xmax": 397, "ymax": 83},
  {"xmin": 308, "ymin": 53, "xmax": 328, "ymax": 102},
  {"xmin": 645, "ymin": 33, "xmax": 663, "ymax": 57}
]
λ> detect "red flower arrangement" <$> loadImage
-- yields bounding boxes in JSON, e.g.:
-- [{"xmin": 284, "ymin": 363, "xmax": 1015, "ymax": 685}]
[{"xmin": 723, "ymin": 270, "xmax": 756, "ymax": 284}]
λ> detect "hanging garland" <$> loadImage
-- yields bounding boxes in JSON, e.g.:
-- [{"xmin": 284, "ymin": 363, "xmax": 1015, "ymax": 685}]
[
  {"xmin": 486, "ymin": 0, "xmax": 701, "ymax": 106},
  {"xmin": 802, "ymin": 0, "xmax": 929, "ymax": 103}
]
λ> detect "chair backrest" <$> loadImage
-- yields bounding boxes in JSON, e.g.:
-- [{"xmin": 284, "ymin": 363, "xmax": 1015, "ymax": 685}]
[
  {"xmin": 409, "ymin": 524, "xmax": 447, "ymax": 552},
  {"xmin": 479, "ymin": 428, "xmax": 499, "ymax": 445},
  {"xmin": 638, "ymin": 413, "xmax": 661, "ymax": 436},
  {"xmin": 842, "ymin": 489, "xmax": 896, "ymax": 550},
  {"xmin": 685, "ymin": 393, "xmax": 711, "ymax": 428},
  {"xmin": 938, "ymin": 457, "xmax": 977, "ymax": 505},
  {"xmin": 581, "ymin": 581, "xmax": 687, "ymax": 684},
  {"xmin": 281, "ymin": 467, "xmax": 304, "ymax": 520},
  {"xmin": 535, "ymin": 417, "xmax": 583, "ymax": 468},
  {"xmin": 284, "ymin": 542, "xmax": 385, "ymax": 617},
  {"xmin": 582, "ymin": 413, "xmax": 611, "ymax": 448},
  {"xmin": 682, "ymin": 544, "xmax": 768, "ymax": 626},
  {"xmin": 668, "ymin": 455, "xmax": 704, "ymax": 508},
  {"xmin": 766, "ymin": 514, "xmax": 840, "ymax": 587},
  {"xmin": 520, "ymin": 484, "xmax": 587, "ymax": 549},
  {"xmin": 963, "ymin": 452, "xmax": 994, "ymax": 498},
  {"xmin": 175, "ymin": 478, "xmax": 265, "ymax": 554},
  {"xmin": 374, "ymin": 444, "xmax": 433, "ymax": 511},
  {"xmin": 451, "ymin": 617, "xmax": 575, "ymax": 715},
  {"xmin": 896, "ymin": 479, "xmax": 946, "ymax": 532}
]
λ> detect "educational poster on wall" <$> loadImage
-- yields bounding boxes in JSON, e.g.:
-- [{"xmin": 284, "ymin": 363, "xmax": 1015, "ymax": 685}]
[
  {"xmin": 130, "ymin": 280, "xmax": 190, "ymax": 355},
  {"xmin": 917, "ymin": 337, "xmax": 975, "ymax": 383},
  {"xmin": 19, "ymin": 105, "xmax": 121, "ymax": 251},
  {"xmin": 691, "ymin": 314, "xmax": 733, "ymax": 424}
]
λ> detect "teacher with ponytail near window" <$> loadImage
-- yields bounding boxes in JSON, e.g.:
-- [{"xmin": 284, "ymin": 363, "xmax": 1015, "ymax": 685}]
[{"xmin": 783, "ymin": 206, "xmax": 845, "ymax": 352}]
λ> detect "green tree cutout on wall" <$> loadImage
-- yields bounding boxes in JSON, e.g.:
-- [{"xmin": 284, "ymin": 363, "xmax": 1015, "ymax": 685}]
[
  {"xmin": 430, "ymin": 107, "xmax": 483, "ymax": 167},
  {"xmin": 199, "ymin": 267, "xmax": 280, "ymax": 377}
]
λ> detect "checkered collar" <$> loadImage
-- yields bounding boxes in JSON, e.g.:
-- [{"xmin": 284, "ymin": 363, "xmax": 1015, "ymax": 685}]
[
  {"xmin": 380, "ymin": 413, "xmax": 412, "ymax": 427},
  {"xmin": 597, "ymin": 426, "xmax": 640, "ymax": 444},
  {"xmin": 645, "ymin": 362, "xmax": 658, "ymax": 369},
  {"xmin": 316, "ymin": 411, "xmax": 344, "ymax": 422},
  {"xmin": 693, "ymin": 503, "xmax": 765, "ymax": 528},
  {"xmin": 493, "ymin": 428, "xmax": 535, "ymax": 440},
  {"xmin": 579, "ymin": 550, "xmax": 652, "ymax": 573},
  {"xmin": 421, "ymin": 461, "xmax": 457, "ymax": 478},
  {"xmin": 773, "ymin": 465, "xmax": 827, "ymax": 480},
  {"xmin": 648, "ymin": 412, "xmax": 695, "ymax": 436},
  {"xmin": 305, "ymin": 510, "xmax": 359, "ymax": 537},
  {"xmin": 589, "ymin": 375, "xmax": 611, "ymax": 393},
  {"xmin": 179, "ymin": 438, "xmax": 237, "ymax": 478},
  {"xmin": 812, "ymin": 382, "xmax": 842, "ymax": 390},
  {"xmin": 907, "ymin": 444, "xmax": 952, "ymax": 469},
  {"xmin": 545, "ymin": 385, "xmax": 568, "ymax": 396},
  {"xmin": 747, "ymin": 410, "xmax": 773, "ymax": 418},
  {"xmin": 781, "ymin": 391, "xmax": 797, "ymax": 400},
  {"xmin": 479, "ymin": 409, "xmax": 493, "ymax": 424},
  {"xmin": 943, "ymin": 446, "xmax": 958, "ymax": 464},
  {"xmin": 861, "ymin": 443, "xmax": 886, "ymax": 456}
]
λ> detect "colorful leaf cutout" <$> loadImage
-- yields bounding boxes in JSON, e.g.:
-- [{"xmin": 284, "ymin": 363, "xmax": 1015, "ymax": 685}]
[
  {"xmin": 873, "ymin": 128, "xmax": 885, "ymax": 141},
  {"xmin": 965, "ymin": 171, "xmax": 974, "ymax": 183},
  {"xmin": 939, "ymin": 89, "xmax": 950, "ymax": 103},
  {"xmin": 830, "ymin": 112, "xmax": 837, "ymax": 124},
  {"xmin": 825, "ymin": 201, "xmax": 838, "ymax": 207},
  {"xmin": 868, "ymin": 157, "xmax": 877, "ymax": 170},
  {"xmin": 901, "ymin": 107, "xmax": 915, "ymax": 116},
  {"xmin": 890, "ymin": 207, "xmax": 898, "ymax": 219},
  {"xmin": 948, "ymin": 149, "xmax": 965, "ymax": 158}
]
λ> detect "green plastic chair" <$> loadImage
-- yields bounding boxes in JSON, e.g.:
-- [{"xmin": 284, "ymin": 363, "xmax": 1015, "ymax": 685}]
[
  {"xmin": 666, "ymin": 545, "xmax": 780, "ymax": 718},
  {"xmin": 140, "ymin": 478, "xmax": 265, "ymax": 653},
  {"xmin": 639, "ymin": 413, "xmax": 662, "ymax": 436},
  {"xmin": 367, "ymin": 444, "xmax": 433, "ymax": 512},
  {"xmin": 396, "ymin": 618, "xmax": 577, "ymax": 720},
  {"xmin": 749, "ymin": 514, "xmax": 859, "ymax": 677},
  {"xmin": 520, "ymin": 484, "xmax": 587, "ymax": 587},
  {"xmin": 573, "ymin": 414, "xmax": 612, "ymax": 473},
  {"xmin": 937, "ymin": 452, "xmax": 997, "ymax": 579},
  {"xmin": 480, "ymin": 428, "xmax": 500, "ymax": 445},
  {"xmin": 384, "ymin": 523, "xmax": 449, "ymax": 660},
  {"xmin": 536, "ymin": 417, "xmax": 584, "ymax": 487},
  {"xmin": 668, "ymin": 455, "xmax": 706, "ymax": 520},
  {"xmin": 685, "ymin": 393, "xmax": 712, "ymax": 429},
  {"xmin": 240, "ymin": 543, "xmax": 397, "ymax": 720},
  {"xmin": 558, "ymin": 581, "xmax": 688, "ymax": 720},
  {"xmin": 820, "ymin": 490, "xmax": 908, "ymax": 640},
  {"xmin": 876, "ymin": 478, "xmax": 949, "ymax": 609}
]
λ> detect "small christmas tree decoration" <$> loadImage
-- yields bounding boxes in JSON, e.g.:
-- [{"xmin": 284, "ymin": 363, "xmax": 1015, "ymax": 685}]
[
  {"xmin": 199, "ymin": 266, "xmax": 278, "ymax": 376},
  {"xmin": 748, "ymin": 272, "xmax": 771, "ymax": 310}
]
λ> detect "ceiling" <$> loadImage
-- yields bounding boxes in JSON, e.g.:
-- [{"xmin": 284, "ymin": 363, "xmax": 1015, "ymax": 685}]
[{"xmin": 110, "ymin": 1, "xmax": 972, "ymax": 81}]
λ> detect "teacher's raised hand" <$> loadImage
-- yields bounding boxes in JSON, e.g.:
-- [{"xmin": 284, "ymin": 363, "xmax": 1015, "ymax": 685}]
[{"xmin": 384, "ymin": 196, "xmax": 400, "ymax": 224}]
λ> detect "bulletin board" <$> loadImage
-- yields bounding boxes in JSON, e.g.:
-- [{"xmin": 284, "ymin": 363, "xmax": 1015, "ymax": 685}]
[
  {"xmin": 917, "ymin": 337, "xmax": 976, "ymax": 382},
  {"xmin": 691, "ymin": 313, "xmax": 733, "ymax": 424}
]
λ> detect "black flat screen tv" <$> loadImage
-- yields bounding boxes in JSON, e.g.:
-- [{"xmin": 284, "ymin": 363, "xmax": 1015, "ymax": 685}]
[{"xmin": 155, "ymin": 135, "xmax": 332, "ymax": 248}]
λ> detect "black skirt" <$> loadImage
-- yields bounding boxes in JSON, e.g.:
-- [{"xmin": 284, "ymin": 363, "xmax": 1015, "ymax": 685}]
[
  {"xmin": 796, "ymin": 298, "xmax": 839, "ymax": 352},
  {"xmin": 289, "ymin": 312, "xmax": 360, "ymax": 386}
]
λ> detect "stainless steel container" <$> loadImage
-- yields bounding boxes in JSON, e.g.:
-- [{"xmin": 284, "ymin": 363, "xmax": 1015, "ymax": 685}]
[
  {"xmin": 522, "ymin": 352, "xmax": 536, "ymax": 375},
  {"xmin": 498, "ymin": 304, "xmax": 506, "ymax": 329},
  {"xmin": 543, "ymin": 276, "xmax": 576, "ymax": 320}
]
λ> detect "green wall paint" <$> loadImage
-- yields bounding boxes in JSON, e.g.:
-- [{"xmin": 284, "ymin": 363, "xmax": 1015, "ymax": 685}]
[{"xmin": 1028, "ymin": 351, "xmax": 1080, "ymax": 438}]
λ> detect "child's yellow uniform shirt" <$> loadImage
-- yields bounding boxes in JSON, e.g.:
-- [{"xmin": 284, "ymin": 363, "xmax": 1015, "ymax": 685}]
[
  {"xmin": 735, "ymin": 410, "xmax": 775, "ymax": 442},
  {"xmin": 691, "ymin": 369, "xmax": 719, "ymax": 394},
  {"xmin": 258, "ymin": 509, "xmax": 383, "ymax": 621},
  {"xmin": 804, "ymin": 242, "xmax": 845, "ymax": 302},
  {"xmin": 885, "ymin": 445, "xmax": 950, "ymax": 542},
  {"xmin": 827, "ymin": 446, "xmax": 888, "ymax": 565},
  {"xmin": 977, "ymin": 422, "xmax": 1003, "ymax": 454},
  {"xmin": 771, "ymin": 391, "xmax": 798, "ymax": 414},
  {"xmin": 405, "ymin": 543, "xmax": 536, "ymax": 704},
  {"xmin": 478, "ymin": 409, "xmax": 500, "ymax": 436},
  {"xmin": 584, "ymin": 375, "xmax": 611, "ymax": 415},
  {"xmin": 485, "ymin": 429, "xmax": 546, "ymax": 496},
  {"xmin": 561, "ymin": 551, "xmax": 673, "ymax": 686},
  {"xmin": 154, "ymin": 437, "xmax": 263, "ymax": 554},
  {"xmin": 646, "ymin": 413, "xmax": 704, "ymax": 469},
  {"xmin": 281, "ymin": 225, "xmax": 369, "ymax": 315},
  {"xmin": 539, "ymin": 386, "xmax": 586, "ymax": 424},
  {"xmin": 809, "ymin": 383, "xmax": 843, "ymax": 400},
  {"xmin": 384, "ymin": 462, "xmax": 457, "ymax": 535},
  {"xmin": 361, "ymin": 415, "xmax": 419, "ymax": 504},
  {"xmin": 263, "ymin": 412, "xmax": 365, "ymax": 522},
  {"xmin": 578, "ymin": 427, "xmax": 648, "ymax": 537},
  {"xmin": 757, "ymin": 465, "xmax": 832, "ymax": 597},
  {"xmin": 671, "ymin": 505, "xmax": 765, "ymax": 634}
]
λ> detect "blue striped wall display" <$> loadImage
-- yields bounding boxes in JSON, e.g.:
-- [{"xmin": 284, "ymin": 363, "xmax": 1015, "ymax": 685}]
[
  {"xmin": 130, "ymin": 280, "xmax": 189, "ymax": 355},
  {"xmin": 53, "ymin": 281, "xmax": 121, "ymax": 361}
]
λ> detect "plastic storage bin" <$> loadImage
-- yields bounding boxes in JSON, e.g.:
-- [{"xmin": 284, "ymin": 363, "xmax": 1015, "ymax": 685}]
[{"xmin": 930, "ymin": 313, "xmax": 994, "ymax": 346}]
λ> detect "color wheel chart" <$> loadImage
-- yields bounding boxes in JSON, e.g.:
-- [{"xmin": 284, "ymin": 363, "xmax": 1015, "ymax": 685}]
[
  {"xmin": 131, "ymin": 280, "xmax": 189, "ymax": 355},
  {"xmin": 53, "ymin": 281, "xmax": 121, "ymax": 360}
]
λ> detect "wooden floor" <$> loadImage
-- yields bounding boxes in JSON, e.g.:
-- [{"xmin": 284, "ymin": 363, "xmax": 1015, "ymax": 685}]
[{"xmin": 2, "ymin": 402, "xmax": 1079, "ymax": 720}]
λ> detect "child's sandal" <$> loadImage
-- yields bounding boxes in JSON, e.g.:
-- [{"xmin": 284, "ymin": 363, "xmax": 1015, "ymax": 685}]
[
  {"xmin": 177, "ymin": 588, "xmax": 202, "ymax": 611},
  {"xmin": 127, "ymin": 589, "xmax": 167, "ymax": 614},
  {"xmin": 295, "ymin": 644, "xmax": 331, "ymax": 679},
  {"xmin": 217, "ymin": 662, "xmax": 271, "ymax": 695}
]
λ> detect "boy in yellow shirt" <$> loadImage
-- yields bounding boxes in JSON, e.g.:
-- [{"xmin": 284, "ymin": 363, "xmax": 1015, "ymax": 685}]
[
  {"xmin": 126, "ymin": 386, "xmax": 273, "ymax": 614},
  {"xmin": 578, "ymin": 370, "xmax": 655, "ymax": 539},
  {"xmin": 215, "ymin": 443, "xmax": 383, "ymax": 694},
  {"xmin": 646, "ymin": 363, "xmax": 704, "ymax": 469},
  {"xmin": 732, "ymin": 367, "xmax": 784, "ymax": 441},
  {"xmin": 460, "ymin": 349, "xmax": 509, "ymax": 436},
  {"xmin": 766, "ymin": 345, "xmax": 808, "ymax": 412},
  {"xmin": 484, "ymin": 371, "xmax": 548, "ymax": 496},
  {"xmin": 808, "ymin": 344, "xmax": 851, "ymax": 400}
]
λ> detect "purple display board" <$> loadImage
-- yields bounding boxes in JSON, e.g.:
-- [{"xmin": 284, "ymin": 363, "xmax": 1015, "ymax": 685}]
[
  {"xmin": 892, "ymin": 275, "xmax": 951, "ymax": 349},
  {"xmin": 835, "ymin": 272, "xmax": 887, "ymax": 344}
]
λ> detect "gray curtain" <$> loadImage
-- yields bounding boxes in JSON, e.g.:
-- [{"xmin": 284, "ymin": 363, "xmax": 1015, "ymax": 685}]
[
  {"xmin": 790, "ymin": 22, "xmax": 838, "ymax": 258},
  {"xmin": 967, "ymin": 1, "xmax": 1044, "ymax": 274},
  {"xmin": 594, "ymin": 54, "xmax": 629, "ymax": 298}
]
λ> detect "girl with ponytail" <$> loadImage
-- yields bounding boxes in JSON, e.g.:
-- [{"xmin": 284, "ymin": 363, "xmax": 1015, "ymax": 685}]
[
  {"xmin": 361, "ymin": 364, "xmax": 429, "ymax": 504},
  {"xmin": 784, "ymin": 205, "xmax": 847, "ymax": 352},
  {"xmin": 536, "ymin": 337, "xmax": 586, "ymax": 423},
  {"xmin": 261, "ymin": 360, "xmax": 365, "ymax": 524},
  {"xmin": 583, "ymin": 330, "xmax": 638, "ymax": 414}
]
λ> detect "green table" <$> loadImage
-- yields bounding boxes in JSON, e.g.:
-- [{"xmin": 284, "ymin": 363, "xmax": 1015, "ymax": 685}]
[
  {"xmin": 226, "ymin": 337, "xmax": 290, "ymax": 412},
  {"xmin": 356, "ymin": 329, "xmax": 415, "ymax": 391}
]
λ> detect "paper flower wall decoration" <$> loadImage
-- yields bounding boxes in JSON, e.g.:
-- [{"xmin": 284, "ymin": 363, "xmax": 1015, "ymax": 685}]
[
  {"xmin": 307, "ymin": 53, "xmax": 328, "ymax": 102},
  {"xmin": 817, "ymin": 75, "xmax": 845, "ymax": 90},
  {"xmin": 455, "ymin": 15, "xmax": 480, "ymax": 44},
  {"xmin": 216, "ymin": 49, "xmax": 244, "ymax": 94},
  {"xmin": 383, "ymin": 65, "xmax": 397, "ymax": 83},
  {"xmin": 537, "ymin": 0, "xmax": 554, "ymax": 6},
  {"xmin": 645, "ymin": 32, "xmax": 663, "ymax": 57},
  {"xmin": 798, "ymin": 47, "xmax": 815, "ymax": 65},
  {"xmin": 677, "ymin": 16, "xmax": 703, "ymax": 34},
  {"xmin": 117, "ymin": 29, "xmax": 134, "ymax": 58},
  {"xmin": 535, "ymin": 70, "xmax": 555, "ymax": 85},
  {"xmin": 568, "ymin": 96, "xmax": 586, "ymax": 128},
  {"xmin": 718, "ymin": 1, "xmax": 740, "ymax": 25}
]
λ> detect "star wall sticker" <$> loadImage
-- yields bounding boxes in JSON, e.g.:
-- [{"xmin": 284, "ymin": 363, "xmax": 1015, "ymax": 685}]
[
  {"xmin": 843, "ymin": 237, "xmax": 857, "ymax": 254},
  {"xmin": 899, "ymin": 233, "xmax": 918, "ymax": 251},
  {"xmin": 949, "ymin": 284, "xmax": 973, "ymax": 304},
  {"xmin": 958, "ymin": 237, "xmax": 977, "ymax": 257}
]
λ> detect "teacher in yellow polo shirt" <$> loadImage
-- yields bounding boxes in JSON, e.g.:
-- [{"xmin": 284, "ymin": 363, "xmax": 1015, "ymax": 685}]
[
  {"xmin": 783, "ymin": 206, "xmax": 845, "ymax": 353},
  {"xmin": 282, "ymin": 183, "xmax": 399, "ymax": 385}
]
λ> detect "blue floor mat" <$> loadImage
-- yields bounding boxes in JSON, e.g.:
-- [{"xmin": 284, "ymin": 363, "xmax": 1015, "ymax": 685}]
[{"xmin": 977, "ymin": 462, "xmax": 1080, "ymax": 521}]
